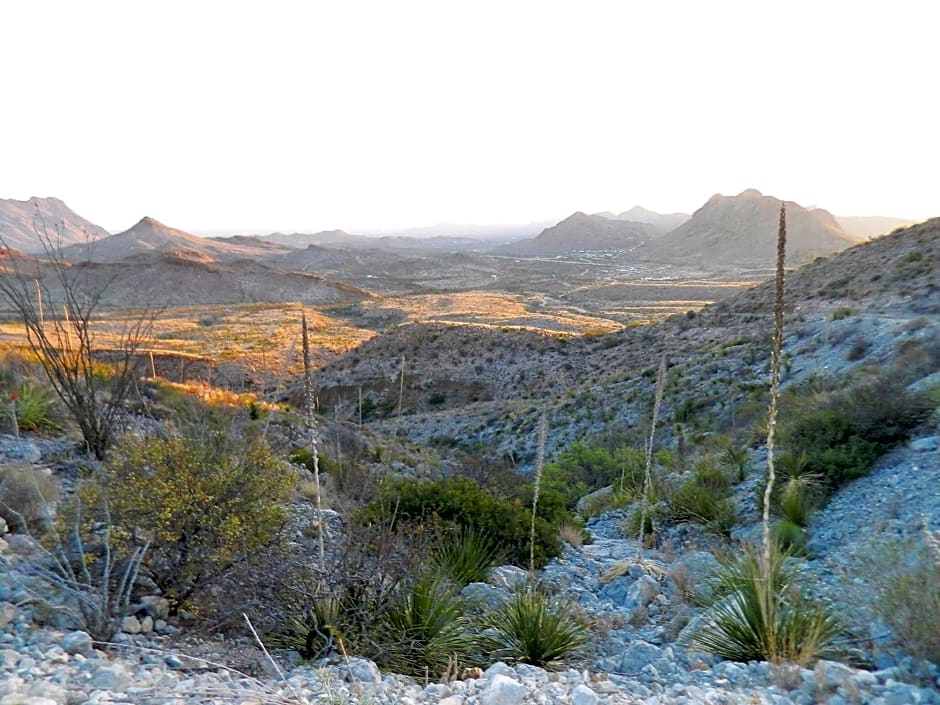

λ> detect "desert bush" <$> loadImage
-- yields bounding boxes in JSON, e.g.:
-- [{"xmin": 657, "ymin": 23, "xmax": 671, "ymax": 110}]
[
  {"xmin": 863, "ymin": 532, "xmax": 940, "ymax": 665},
  {"xmin": 541, "ymin": 443, "xmax": 645, "ymax": 510},
  {"xmin": 779, "ymin": 377, "xmax": 931, "ymax": 495},
  {"xmin": 0, "ymin": 465, "xmax": 60, "ymax": 533},
  {"xmin": 682, "ymin": 542, "xmax": 839, "ymax": 665},
  {"xmin": 482, "ymin": 586, "xmax": 589, "ymax": 669},
  {"xmin": 772, "ymin": 520, "xmax": 809, "ymax": 557},
  {"xmin": 82, "ymin": 429, "xmax": 294, "ymax": 611},
  {"xmin": 359, "ymin": 477, "xmax": 564, "ymax": 569}
]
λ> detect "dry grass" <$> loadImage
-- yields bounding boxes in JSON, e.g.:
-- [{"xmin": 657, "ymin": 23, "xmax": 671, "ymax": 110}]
[
  {"xmin": 0, "ymin": 464, "xmax": 61, "ymax": 533},
  {"xmin": 558, "ymin": 522, "xmax": 584, "ymax": 548}
]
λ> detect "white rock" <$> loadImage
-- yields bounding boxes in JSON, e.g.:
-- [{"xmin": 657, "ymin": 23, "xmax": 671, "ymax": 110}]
[
  {"xmin": 60, "ymin": 630, "xmax": 93, "ymax": 656},
  {"xmin": 489, "ymin": 565, "xmax": 528, "ymax": 590},
  {"xmin": 344, "ymin": 656, "xmax": 381, "ymax": 684},
  {"xmin": 482, "ymin": 674, "xmax": 526, "ymax": 705},
  {"xmin": 571, "ymin": 684, "xmax": 598, "ymax": 705},
  {"xmin": 121, "ymin": 615, "xmax": 142, "ymax": 634}
]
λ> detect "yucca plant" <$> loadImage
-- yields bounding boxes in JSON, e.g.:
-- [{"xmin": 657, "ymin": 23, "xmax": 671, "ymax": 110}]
[
  {"xmin": 433, "ymin": 526, "xmax": 506, "ymax": 586},
  {"xmin": 774, "ymin": 476, "xmax": 818, "ymax": 529},
  {"xmin": 772, "ymin": 519, "xmax": 809, "ymax": 557},
  {"xmin": 681, "ymin": 541, "xmax": 839, "ymax": 665},
  {"xmin": 483, "ymin": 586, "xmax": 589, "ymax": 669},
  {"xmin": 371, "ymin": 572, "xmax": 476, "ymax": 677}
]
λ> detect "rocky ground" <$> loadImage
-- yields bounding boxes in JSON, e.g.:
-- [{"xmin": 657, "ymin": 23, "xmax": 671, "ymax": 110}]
[{"xmin": 2, "ymin": 420, "xmax": 939, "ymax": 705}]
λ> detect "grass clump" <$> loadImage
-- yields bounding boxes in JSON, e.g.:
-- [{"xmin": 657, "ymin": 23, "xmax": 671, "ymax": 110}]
[
  {"xmin": 7, "ymin": 378, "xmax": 62, "ymax": 433},
  {"xmin": 682, "ymin": 542, "xmax": 840, "ymax": 665},
  {"xmin": 483, "ymin": 586, "xmax": 589, "ymax": 669},
  {"xmin": 663, "ymin": 464, "xmax": 737, "ymax": 537}
]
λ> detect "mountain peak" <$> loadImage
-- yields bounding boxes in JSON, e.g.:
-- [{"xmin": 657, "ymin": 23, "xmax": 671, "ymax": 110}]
[{"xmin": 736, "ymin": 188, "xmax": 765, "ymax": 199}]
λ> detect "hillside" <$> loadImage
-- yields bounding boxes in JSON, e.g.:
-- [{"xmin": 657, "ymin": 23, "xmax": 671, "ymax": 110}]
[
  {"xmin": 6, "ymin": 252, "xmax": 375, "ymax": 309},
  {"xmin": 61, "ymin": 216, "xmax": 291, "ymax": 263},
  {"xmin": 0, "ymin": 196, "xmax": 109, "ymax": 252},
  {"xmin": 498, "ymin": 212, "xmax": 661, "ymax": 255},
  {"xmin": 648, "ymin": 189, "xmax": 860, "ymax": 268},
  {"xmin": 315, "ymin": 218, "xmax": 938, "ymax": 461}
]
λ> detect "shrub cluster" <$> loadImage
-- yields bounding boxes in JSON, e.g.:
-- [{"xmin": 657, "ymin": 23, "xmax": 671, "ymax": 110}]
[
  {"xmin": 779, "ymin": 376, "xmax": 932, "ymax": 495},
  {"xmin": 357, "ymin": 477, "xmax": 567, "ymax": 569}
]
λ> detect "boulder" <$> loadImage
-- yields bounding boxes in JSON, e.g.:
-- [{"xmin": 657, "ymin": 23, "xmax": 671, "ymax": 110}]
[{"xmin": 481, "ymin": 674, "xmax": 526, "ymax": 705}]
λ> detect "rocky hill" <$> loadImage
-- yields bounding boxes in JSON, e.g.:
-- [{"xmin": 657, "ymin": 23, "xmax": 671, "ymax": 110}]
[
  {"xmin": 0, "ymin": 197, "xmax": 109, "ymax": 253},
  {"xmin": 648, "ymin": 189, "xmax": 860, "ymax": 268},
  {"xmin": 61, "ymin": 216, "xmax": 291, "ymax": 263},
  {"xmin": 499, "ymin": 212, "xmax": 661, "ymax": 255}
]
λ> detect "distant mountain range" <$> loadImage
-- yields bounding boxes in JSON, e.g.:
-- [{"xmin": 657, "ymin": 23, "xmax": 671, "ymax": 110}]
[
  {"xmin": 0, "ymin": 197, "xmax": 109, "ymax": 252},
  {"xmin": 0, "ymin": 194, "xmax": 926, "ymax": 274}
]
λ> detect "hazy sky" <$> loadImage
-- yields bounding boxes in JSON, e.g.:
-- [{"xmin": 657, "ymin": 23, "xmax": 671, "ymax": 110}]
[{"xmin": 2, "ymin": 1, "xmax": 937, "ymax": 233}]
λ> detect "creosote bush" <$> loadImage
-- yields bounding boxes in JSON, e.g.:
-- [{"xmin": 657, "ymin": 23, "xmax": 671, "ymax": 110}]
[{"xmin": 79, "ymin": 428, "xmax": 294, "ymax": 611}]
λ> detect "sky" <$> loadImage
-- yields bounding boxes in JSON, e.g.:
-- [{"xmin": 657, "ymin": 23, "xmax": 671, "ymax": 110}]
[{"xmin": 1, "ymin": 1, "xmax": 938, "ymax": 234}]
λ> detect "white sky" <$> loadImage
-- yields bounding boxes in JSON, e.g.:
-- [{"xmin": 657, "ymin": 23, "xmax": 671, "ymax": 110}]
[{"xmin": 1, "ymin": 1, "xmax": 937, "ymax": 233}]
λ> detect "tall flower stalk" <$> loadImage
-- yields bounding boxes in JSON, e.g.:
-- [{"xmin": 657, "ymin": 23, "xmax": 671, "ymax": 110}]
[
  {"xmin": 529, "ymin": 409, "xmax": 547, "ymax": 577},
  {"xmin": 762, "ymin": 203, "xmax": 787, "ymax": 571},
  {"xmin": 636, "ymin": 355, "xmax": 667, "ymax": 561},
  {"xmin": 302, "ymin": 311, "xmax": 325, "ymax": 570}
]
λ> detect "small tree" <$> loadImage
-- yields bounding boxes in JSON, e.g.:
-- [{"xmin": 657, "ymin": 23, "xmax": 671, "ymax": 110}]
[{"xmin": 0, "ymin": 216, "xmax": 152, "ymax": 458}]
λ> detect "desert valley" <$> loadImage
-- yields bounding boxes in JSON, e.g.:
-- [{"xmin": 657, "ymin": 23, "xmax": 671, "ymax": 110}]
[{"xmin": 0, "ymin": 189, "xmax": 938, "ymax": 705}]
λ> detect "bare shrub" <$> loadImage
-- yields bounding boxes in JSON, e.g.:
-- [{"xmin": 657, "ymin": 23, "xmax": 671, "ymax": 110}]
[{"xmin": 0, "ymin": 219, "xmax": 154, "ymax": 458}]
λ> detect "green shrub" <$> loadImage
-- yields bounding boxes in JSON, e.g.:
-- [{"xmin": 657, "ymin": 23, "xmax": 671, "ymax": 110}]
[
  {"xmin": 483, "ymin": 587, "xmax": 589, "ymax": 669},
  {"xmin": 371, "ymin": 573, "xmax": 476, "ymax": 677},
  {"xmin": 359, "ymin": 477, "xmax": 564, "ymax": 569},
  {"xmin": 772, "ymin": 520, "xmax": 809, "ymax": 557},
  {"xmin": 663, "ymin": 466, "xmax": 737, "ymax": 536},
  {"xmin": 773, "ymin": 477, "xmax": 816, "ymax": 529},
  {"xmin": 82, "ymin": 430, "xmax": 294, "ymax": 610},
  {"xmin": 541, "ymin": 443, "xmax": 644, "ymax": 510},
  {"xmin": 780, "ymin": 378, "xmax": 931, "ymax": 495},
  {"xmin": 682, "ymin": 542, "xmax": 839, "ymax": 665}
]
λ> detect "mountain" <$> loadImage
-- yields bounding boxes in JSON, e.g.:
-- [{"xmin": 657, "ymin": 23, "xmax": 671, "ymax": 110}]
[
  {"xmin": 836, "ymin": 215, "xmax": 920, "ymax": 239},
  {"xmin": 0, "ymin": 197, "xmax": 109, "ymax": 253},
  {"xmin": 62, "ymin": 216, "xmax": 291, "ymax": 263},
  {"xmin": 597, "ymin": 206, "xmax": 690, "ymax": 233},
  {"xmin": 648, "ymin": 189, "xmax": 858, "ymax": 268},
  {"xmin": 497, "ymin": 212, "xmax": 661, "ymax": 255}
]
